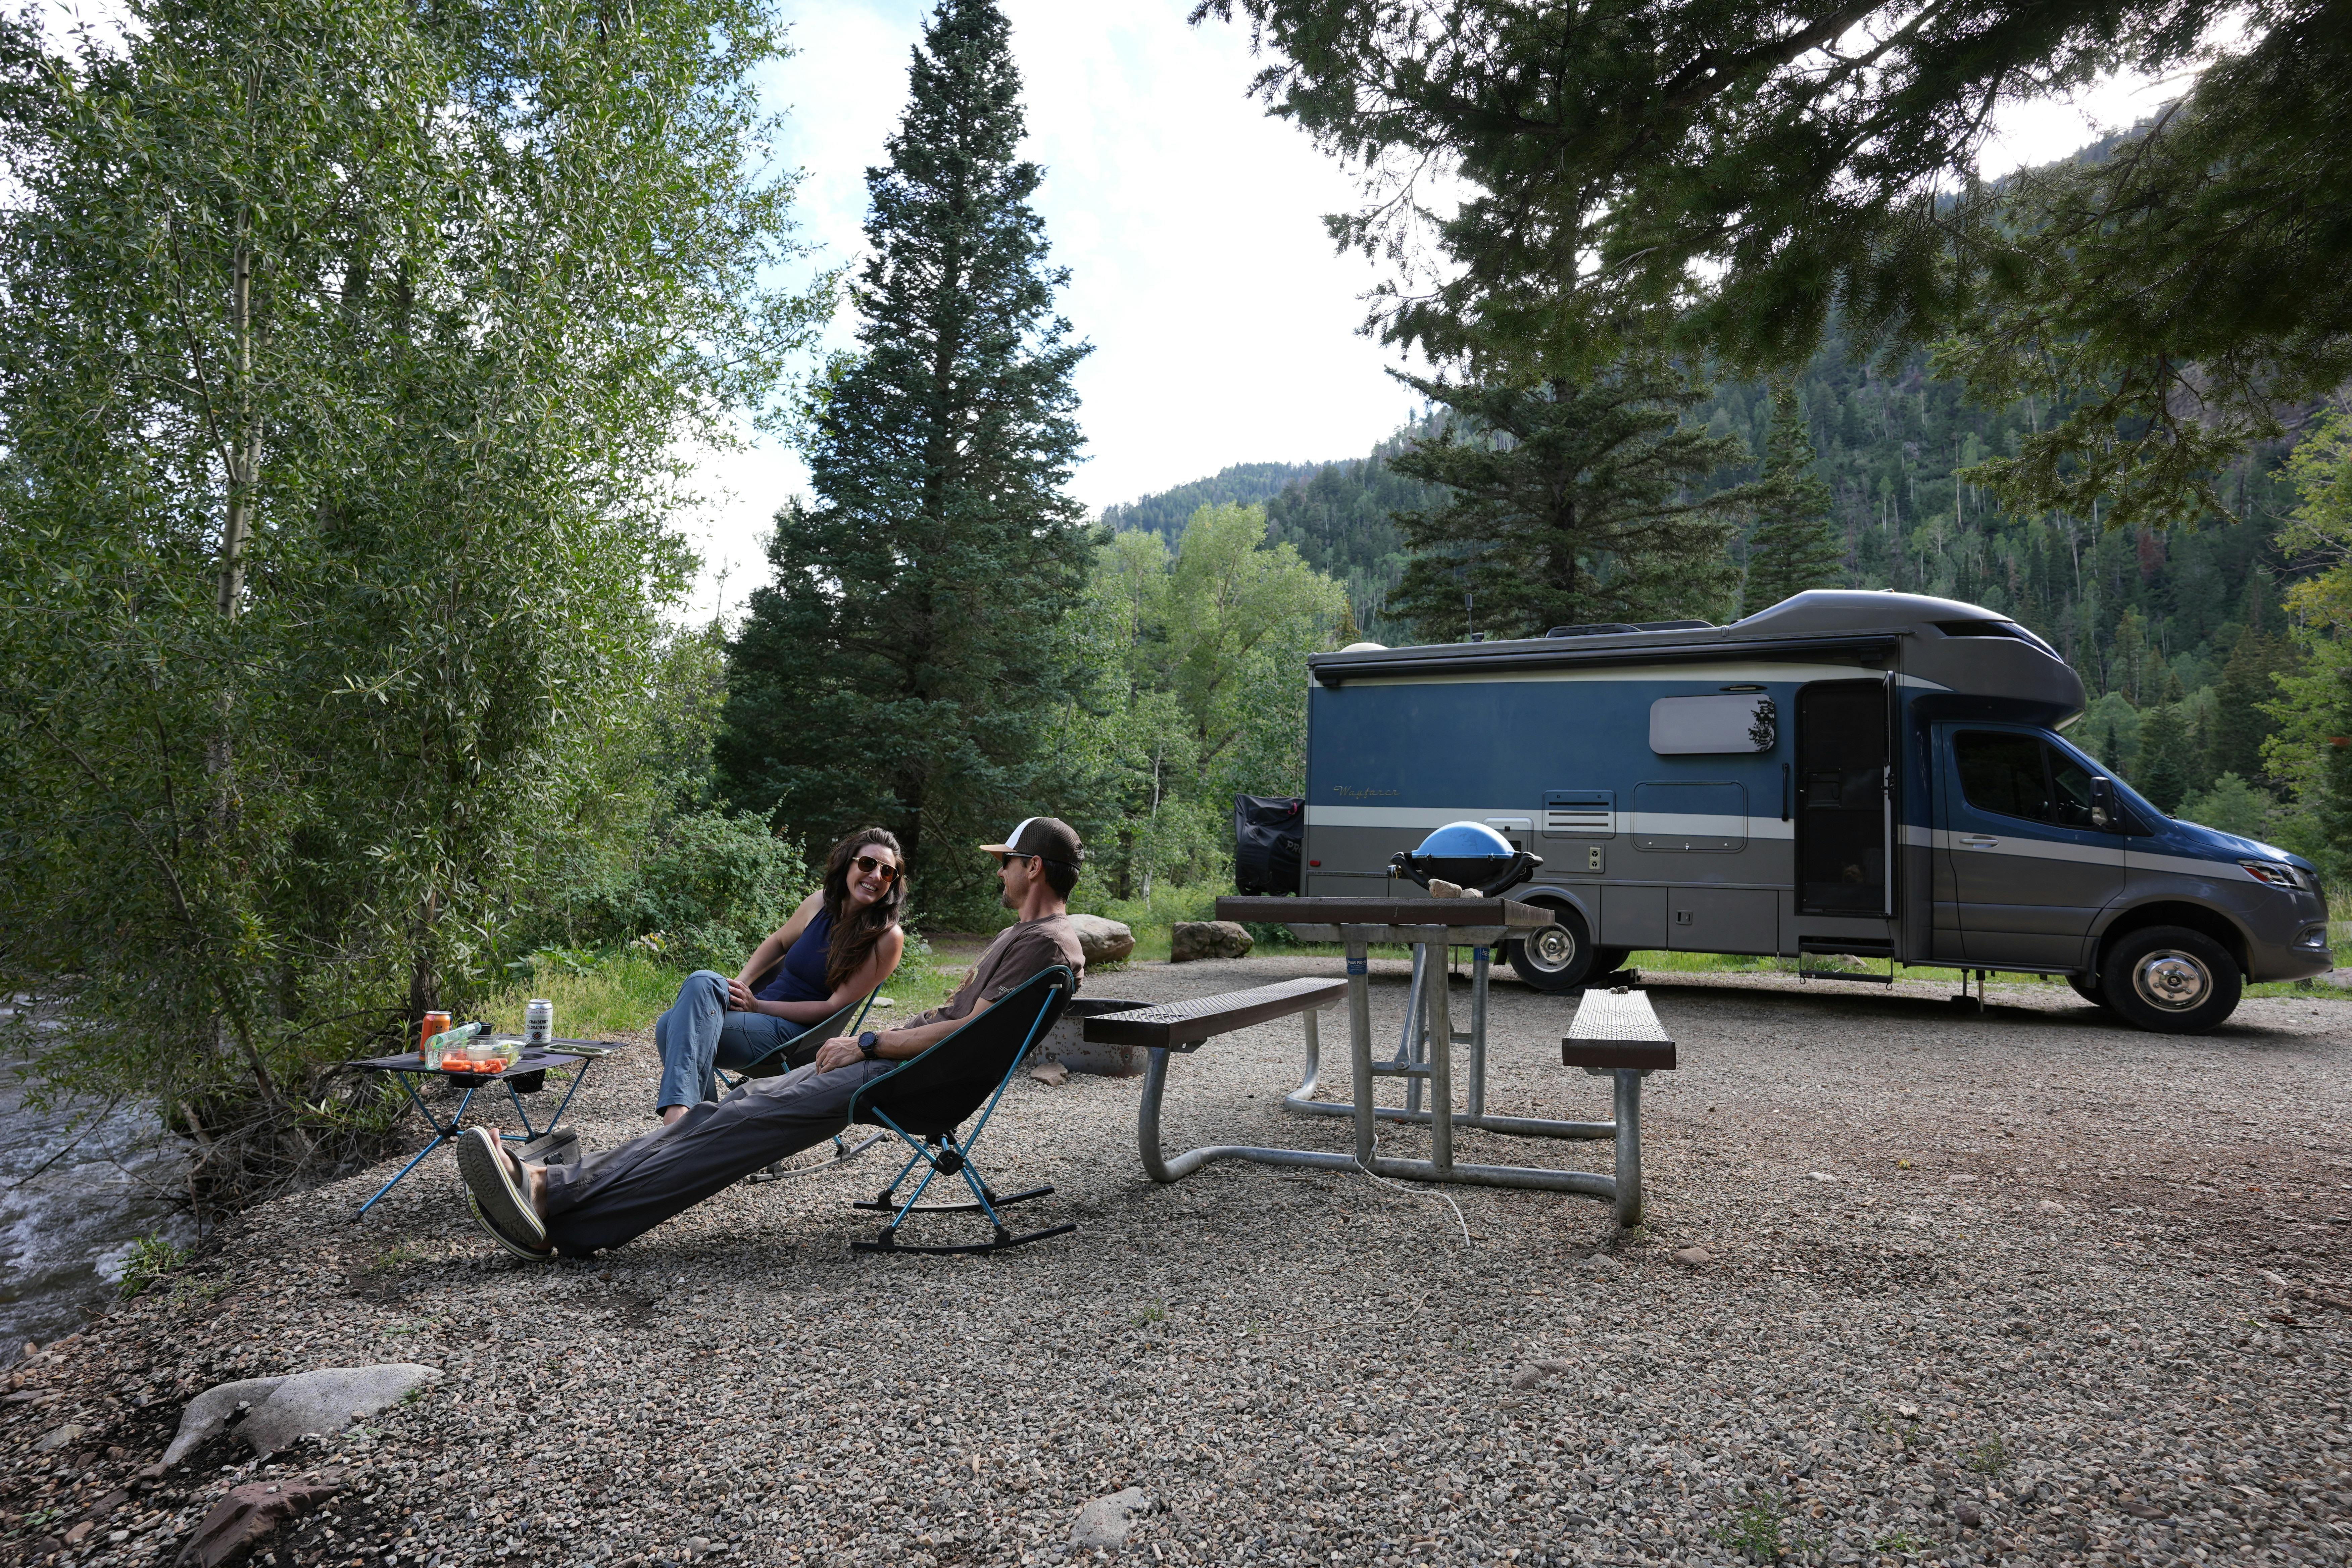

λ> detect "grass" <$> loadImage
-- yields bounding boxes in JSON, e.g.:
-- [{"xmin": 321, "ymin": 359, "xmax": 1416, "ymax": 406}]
[
  {"xmin": 1712, "ymin": 1491, "xmax": 1819, "ymax": 1562},
  {"xmin": 116, "ymin": 1232, "xmax": 189, "ymax": 1300}
]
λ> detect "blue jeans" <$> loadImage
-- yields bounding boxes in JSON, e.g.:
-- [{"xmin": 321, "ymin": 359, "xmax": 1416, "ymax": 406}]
[{"xmin": 652, "ymin": 970, "xmax": 808, "ymax": 1113}]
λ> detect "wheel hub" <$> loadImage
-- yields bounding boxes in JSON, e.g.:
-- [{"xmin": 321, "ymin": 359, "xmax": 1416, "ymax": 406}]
[
  {"xmin": 2132, "ymin": 950, "xmax": 2210, "ymax": 1011},
  {"xmin": 1527, "ymin": 922, "xmax": 1577, "ymax": 972}
]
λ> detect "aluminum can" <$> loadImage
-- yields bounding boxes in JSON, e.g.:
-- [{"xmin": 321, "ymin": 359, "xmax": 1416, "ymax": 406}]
[
  {"xmin": 524, "ymin": 998, "xmax": 554, "ymax": 1049},
  {"xmin": 420, "ymin": 1010, "xmax": 452, "ymax": 1062}
]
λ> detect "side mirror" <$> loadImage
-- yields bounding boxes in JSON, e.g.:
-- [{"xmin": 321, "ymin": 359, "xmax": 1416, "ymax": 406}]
[{"xmin": 2090, "ymin": 776, "xmax": 2114, "ymax": 831}]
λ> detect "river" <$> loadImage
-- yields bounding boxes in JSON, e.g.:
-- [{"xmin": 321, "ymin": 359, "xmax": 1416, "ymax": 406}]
[{"xmin": 0, "ymin": 1001, "xmax": 196, "ymax": 1363}]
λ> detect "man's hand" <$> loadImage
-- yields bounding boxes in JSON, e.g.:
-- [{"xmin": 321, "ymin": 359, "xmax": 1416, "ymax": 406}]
[
  {"xmin": 726, "ymin": 978, "xmax": 758, "ymax": 1012},
  {"xmin": 811, "ymin": 1034, "xmax": 866, "ymax": 1073}
]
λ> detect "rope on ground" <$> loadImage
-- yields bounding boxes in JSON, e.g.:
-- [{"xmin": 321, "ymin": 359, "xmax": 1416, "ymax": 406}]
[{"xmin": 1353, "ymin": 1157, "xmax": 1472, "ymax": 1248}]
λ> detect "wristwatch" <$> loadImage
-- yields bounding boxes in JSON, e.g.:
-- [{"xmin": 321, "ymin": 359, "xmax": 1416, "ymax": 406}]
[{"xmin": 858, "ymin": 1031, "xmax": 881, "ymax": 1062}]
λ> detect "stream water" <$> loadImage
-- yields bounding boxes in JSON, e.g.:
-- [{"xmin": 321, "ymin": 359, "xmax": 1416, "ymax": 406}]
[{"xmin": 0, "ymin": 1001, "xmax": 196, "ymax": 1363}]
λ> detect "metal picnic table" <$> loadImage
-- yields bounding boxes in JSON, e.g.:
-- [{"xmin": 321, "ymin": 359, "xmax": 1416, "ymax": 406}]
[
  {"xmin": 347, "ymin": 1039, "xmax": 620, "ymax": 1221},
  {"xmin": 1209, "ymin": 896, "xmax": 1625, "ymax": 1199}
]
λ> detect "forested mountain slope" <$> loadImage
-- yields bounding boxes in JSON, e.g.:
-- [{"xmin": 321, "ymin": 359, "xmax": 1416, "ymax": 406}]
[{"xmin": 1101, "ymin": 332, "xmax": 2307, "ymax": 833}]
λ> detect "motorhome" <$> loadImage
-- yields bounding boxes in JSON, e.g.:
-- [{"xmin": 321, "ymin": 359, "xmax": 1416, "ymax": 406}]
[{"xmin": 1289, "ymin": 590, "xmax": 2331, "ymax": 1033}]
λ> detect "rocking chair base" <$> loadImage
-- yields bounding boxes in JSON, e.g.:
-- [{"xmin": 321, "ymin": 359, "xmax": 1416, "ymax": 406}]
[
  {"xmin": 851, "ymin": 1219, "xmax": 1078, "ymax": 1255},
  {"xmin": 851, "ymin": 1182, "xmax": 1054, "ymax": 1216}
]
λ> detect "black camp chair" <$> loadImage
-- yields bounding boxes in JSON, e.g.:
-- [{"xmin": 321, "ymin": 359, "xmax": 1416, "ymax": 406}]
[
  {"xmin": 719, "ymin": 991, "xmax": 884, "ymax": 1182},
  {"xmin": 845, "ymin": 965, "xmax": 1075, "ymax": 1255}
]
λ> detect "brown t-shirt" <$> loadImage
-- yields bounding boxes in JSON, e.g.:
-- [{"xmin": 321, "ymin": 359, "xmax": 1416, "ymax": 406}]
[{"xmin": 905, "ymin": 914, "xmax": 1085, "ymax": 1030}]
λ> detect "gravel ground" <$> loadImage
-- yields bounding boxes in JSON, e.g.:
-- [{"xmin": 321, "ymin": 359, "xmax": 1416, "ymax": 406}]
[{"xmin": 5, "ymin": 960, "xmax": 2351, "ymax": 1568}]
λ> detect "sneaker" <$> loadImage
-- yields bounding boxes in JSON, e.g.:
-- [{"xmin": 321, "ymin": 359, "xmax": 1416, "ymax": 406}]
[
  {"xmin": 455, "ymin": 1126, "xmax": 547, "ymax": 1247},
  {"xmin": 468, "ymin": 1195, "xmax": 554, "ymax": 1262}
]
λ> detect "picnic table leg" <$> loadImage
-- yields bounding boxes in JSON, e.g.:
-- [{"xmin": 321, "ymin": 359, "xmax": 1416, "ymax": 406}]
[
  {"xmin": 1400, "ymin": 944, "xmax": 1427, "ymax": 1115},
  {"xmin": 1612, "ymin": 1069, "xmax": 1643, "ymax": 1228},
  {"xmin": 1426, "ymin": 941, "xmax": 1455, "ymax": 1175},
  {"xmin": 1467, "ymin": 945, "xmax": 1490, "ymax": 1122},
  {"xmin": 1285, "ymin": 1007, "xmax": 1322, "ymax": 1104},
  {"xmin": 1347, "ymin": 942, "xmax": 1375, "ymax": 1168}
]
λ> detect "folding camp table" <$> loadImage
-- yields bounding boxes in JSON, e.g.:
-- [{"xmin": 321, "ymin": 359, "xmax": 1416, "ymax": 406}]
[
  {"xmin": 348, "ymin": 1040, "xmax": 616, "ymax": 1220},
  {"xmin": 1211, "ymin": 897, "xmax": 1621, "ymax": 1199}
]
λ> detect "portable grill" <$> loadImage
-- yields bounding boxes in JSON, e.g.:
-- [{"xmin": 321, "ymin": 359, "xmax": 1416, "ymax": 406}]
[{"xmin": 1388, "ymin": 820, "xmax": 1541, "ymax": 897}]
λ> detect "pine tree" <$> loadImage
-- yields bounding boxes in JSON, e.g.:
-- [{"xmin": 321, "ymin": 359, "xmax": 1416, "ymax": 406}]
[
  {"xmin": 1741, "ymin": 381, "xmax": 1842, "ymax": 614},
  {"xmin": 2134, "ymin": 702, "xmax": 2194, "ymax": 814},
  {"xmin": 718, "ymin": 0, "xmax": 1088, "ymax": 910},
  {"xmin": 2209, "ymin": 624, "xmax": 2296, "ymax": 789},
  {"xmin": 1383, "ymin": 363, "xmax": 1763, "ymax": 641}
]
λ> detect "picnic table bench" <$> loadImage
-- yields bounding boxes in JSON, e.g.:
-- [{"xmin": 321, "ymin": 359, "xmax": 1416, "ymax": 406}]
[{"xmin": 1559, "ymin": 987, "xmax": 1677, "ymax": 1226}]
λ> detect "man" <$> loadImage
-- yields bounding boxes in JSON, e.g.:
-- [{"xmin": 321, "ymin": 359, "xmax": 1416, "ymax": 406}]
[{"xmin": 455, "ymin": 817, "xmax": 1088, "ymax": 1259}]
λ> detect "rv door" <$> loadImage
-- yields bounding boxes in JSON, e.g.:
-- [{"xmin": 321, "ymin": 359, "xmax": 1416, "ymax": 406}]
[{"xmin": 1796, "ymin": 679, "xmax": 1892, "ymax": 916}]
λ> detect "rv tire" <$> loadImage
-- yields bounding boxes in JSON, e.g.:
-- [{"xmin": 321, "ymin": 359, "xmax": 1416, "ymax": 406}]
[
  {"xmin": 2099, "ymin": 926, "xmax": 2241, "ymax": 1034},
  {"xmin": 1506, "ymin": 904, "xmax": 1603, "ymax": 993},
  {"xmin": 2065, "ymin": 973, "xmax": 2109, "ymax": 1008}
]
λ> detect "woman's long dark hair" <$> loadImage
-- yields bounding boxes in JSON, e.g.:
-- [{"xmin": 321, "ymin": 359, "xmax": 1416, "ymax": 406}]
[{"xmin": 822, "ymin": 827, "xmax": 906, "ymax": 991}]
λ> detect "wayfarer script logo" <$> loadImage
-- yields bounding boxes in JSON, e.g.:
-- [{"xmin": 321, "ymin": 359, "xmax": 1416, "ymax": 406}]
[{"xmin": 1331, "ymin": 785, "xmax": 1400, "ymax": 799}]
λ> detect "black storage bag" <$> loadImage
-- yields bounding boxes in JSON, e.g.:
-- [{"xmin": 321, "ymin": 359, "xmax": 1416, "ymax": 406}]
[{"xmin": 1233, "ymin": 794, "xmax": 1305, "ymax": 895}]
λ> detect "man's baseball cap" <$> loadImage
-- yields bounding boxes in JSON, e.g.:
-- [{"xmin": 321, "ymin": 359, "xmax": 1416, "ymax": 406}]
[{"xmin": 980, "ymin": 817, "xmax": 1084, "ymax": 865}]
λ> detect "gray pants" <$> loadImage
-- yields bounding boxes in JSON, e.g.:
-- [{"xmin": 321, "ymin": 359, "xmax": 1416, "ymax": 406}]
[{"xmin": 538, "ymin": 1058, "xmax": 894, "ymax": 1256}]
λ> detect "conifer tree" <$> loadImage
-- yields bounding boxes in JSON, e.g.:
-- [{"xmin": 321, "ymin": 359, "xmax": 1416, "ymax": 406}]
[
  {"xmin": 718, "ymin": 0, "xmax": 1088, "ymax": 910},
  {"xmin": 1383, "ymin": 363, "xmax": 1762, "ymax": 641},
  {"xmin": 2209, "ymin": 624, "xmax": 2296, "ymax": 790},
  {"xmin": 2134, "ymin": 694, "xmax": 2194, "ymax": 815},
  {"xmin": 1740, "ymin": 381, "xmax": 1841, "ymax": 615}
]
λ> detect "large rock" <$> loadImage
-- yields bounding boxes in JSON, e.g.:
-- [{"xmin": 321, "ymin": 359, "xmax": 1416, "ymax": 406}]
[
  {"xmin": 1037, "ymin": 998, "xmax": 1150, "ymax": 1077},
  {"xmin": 1170, "ymin": 920, "xmax": 1253, "ymax": 963},
  {"xmin": 1064, "ymin": 914, "xmax": 1135, "ymax": 968},
  {"xmin": 162, "ymin": 1364, "xmax": 442, "ymax": 1465},
  {"xmin": 1070, "ymin": 1487, "xmax": 1155, "ymax": 1549},
  {"xmin": 177, "ymin": 1478, "xmax": 341, "ymax": 1568}
]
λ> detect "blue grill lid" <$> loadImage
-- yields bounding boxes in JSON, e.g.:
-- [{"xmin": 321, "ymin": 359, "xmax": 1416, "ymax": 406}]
[{"xmin": 1413, "ymin": 821, "xmax": 1515, "ymax": 860}]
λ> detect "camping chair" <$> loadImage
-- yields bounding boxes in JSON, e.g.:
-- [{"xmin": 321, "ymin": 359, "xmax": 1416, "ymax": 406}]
[
  {"xmin": 846, "ymin": 964, "xmax": 1075, "ymax": 1255},
  {"xmin": 719, "ymin": 991, "xmax": 884, "ymax": 1183}
]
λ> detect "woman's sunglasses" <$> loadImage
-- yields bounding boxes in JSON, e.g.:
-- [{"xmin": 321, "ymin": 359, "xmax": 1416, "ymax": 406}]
[{"xmin": 851, "ymin": 854, "xmax": 899, "ymax": 884}]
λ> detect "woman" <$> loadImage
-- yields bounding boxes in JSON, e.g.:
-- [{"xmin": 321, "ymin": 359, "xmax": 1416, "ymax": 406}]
[{"xmin": 650, "ymin": 828, "xmax": 907, "ymax": 1122}]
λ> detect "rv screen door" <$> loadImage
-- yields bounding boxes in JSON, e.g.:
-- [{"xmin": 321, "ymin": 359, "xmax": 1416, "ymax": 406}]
[{"xmin": 1797, "ymin": 679, "xmax": 1892, "ymax": 915}]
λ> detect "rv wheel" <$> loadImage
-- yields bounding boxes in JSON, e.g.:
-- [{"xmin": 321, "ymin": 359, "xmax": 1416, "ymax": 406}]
[
  {"xmin": 1507, "ymin": 905, "xmax": 1604, "ymax": 993},
  {"xmin": 2099, "ymin": 926, "xmax": 2242, "ymax": 1034}
]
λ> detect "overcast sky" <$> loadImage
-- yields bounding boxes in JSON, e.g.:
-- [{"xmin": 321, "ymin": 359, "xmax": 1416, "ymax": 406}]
[{"xmin": 678, "ymin": 1, "xmax": 2185, "ymax": 618}]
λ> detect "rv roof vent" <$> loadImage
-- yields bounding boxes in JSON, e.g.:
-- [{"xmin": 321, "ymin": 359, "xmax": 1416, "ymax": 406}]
[
  {"xmin": 1633, "ymin": 619, "xmax": 1715, "ymax": 632},
  {"xmin": 1339, "ymin": 640, "xmax": 1388, "ymax": 652},
  {"xmin": 1547, "ymin": 622, "xmax": 1640, "ymax": 638}
]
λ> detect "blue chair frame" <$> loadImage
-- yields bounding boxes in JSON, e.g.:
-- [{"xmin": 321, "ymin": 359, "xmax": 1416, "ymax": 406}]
[
  {"xmin": 718, "ymin": 991, "xmax": 884, "ymax": 1182},
  {"xmin": 846, "ymin": 965, "xmax": 1075, "ymax": 1255}
]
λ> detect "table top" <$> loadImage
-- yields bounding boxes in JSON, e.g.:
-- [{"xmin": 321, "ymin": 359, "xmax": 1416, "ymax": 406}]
[
  {"xmin": 1078, "ymin": 978, "xmax": 1347, "ymax": 1052},
  {"xmin": 352, "ymin": 1043, "xmax": 602, "ymax": 1076},
  {"xmin": 1215, "ymin": 896, "xmax": 1558, "ymax": 928}
]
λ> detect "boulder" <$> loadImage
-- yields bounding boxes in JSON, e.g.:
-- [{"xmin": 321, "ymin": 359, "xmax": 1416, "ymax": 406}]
[
  {"xmin": 163, "ymin": 1364, "xmax": 441, "ymax": 1465},
  {"xmin": 1064, "ymin": 914, "xmax": 1136, "ymax": 968},
  {"xmin": 176, "ymin": 1479, "xmax": 341, "ymax": 1568},
  {"xmin": 1170, "ymin": 920, "xmax": 1253, "ymax": 963}
]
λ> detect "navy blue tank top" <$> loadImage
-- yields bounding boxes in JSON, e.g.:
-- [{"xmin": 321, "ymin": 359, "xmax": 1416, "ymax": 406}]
[{"xmin": 754, "ymin": 906, "xmax": 834, "ymax": 1004}]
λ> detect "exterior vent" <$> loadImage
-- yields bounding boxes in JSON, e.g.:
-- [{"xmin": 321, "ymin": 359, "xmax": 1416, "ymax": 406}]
[{"xmin": 1545, "ymin": 805, "xmax": 1611, "ymax": 832}]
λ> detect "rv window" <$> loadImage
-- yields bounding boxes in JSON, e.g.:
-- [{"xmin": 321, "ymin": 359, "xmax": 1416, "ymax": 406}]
[
  {"xmin": 1955, "ymin": 732, "xmax": 2051, "ymax": 821},
  {"xmin": 1954, "ymin": 731, "xmax": 2114, "ymax": 830},
  {"xmin": 1649, "ymin": 693, "xmax": 1777, "ymax": 754}
]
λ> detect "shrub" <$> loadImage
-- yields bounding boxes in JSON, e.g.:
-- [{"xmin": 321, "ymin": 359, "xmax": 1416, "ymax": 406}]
[{"xmin": 589, "ymin": 809, "xmax": 815, "ymax": 974}]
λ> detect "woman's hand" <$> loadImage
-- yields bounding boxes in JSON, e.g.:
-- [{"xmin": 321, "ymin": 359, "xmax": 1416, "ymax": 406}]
[{"xmin": 726, "ymin": 978, "xmax": 760, "ymax": 1013}]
